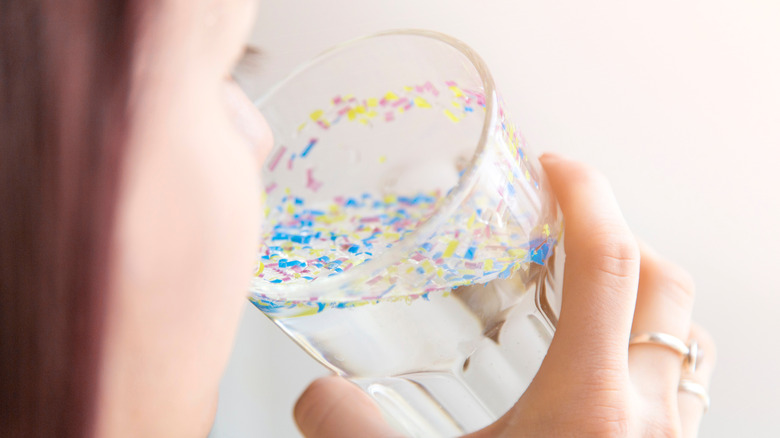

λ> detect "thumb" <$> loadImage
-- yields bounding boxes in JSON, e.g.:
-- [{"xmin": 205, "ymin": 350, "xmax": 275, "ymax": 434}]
[{"xmin": 294, "ymin": 376, "xmax": 399, "ymax": 438}]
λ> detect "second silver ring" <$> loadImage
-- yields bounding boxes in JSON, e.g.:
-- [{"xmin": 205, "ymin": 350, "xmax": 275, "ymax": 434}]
[{"xmin": 629, "ymin": 332, "xmax": 700, "ymax": 373}]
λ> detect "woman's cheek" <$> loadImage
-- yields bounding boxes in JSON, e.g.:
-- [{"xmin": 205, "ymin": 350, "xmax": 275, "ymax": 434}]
[{"xmin": 207, "ymin": 122, "xmax": 263, "ymax": 306}]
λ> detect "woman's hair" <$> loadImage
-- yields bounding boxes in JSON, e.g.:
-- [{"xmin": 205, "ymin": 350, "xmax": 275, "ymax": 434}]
[{"xmin": 1, "ymin": 1, "xmax": 141, "ymax": 436}]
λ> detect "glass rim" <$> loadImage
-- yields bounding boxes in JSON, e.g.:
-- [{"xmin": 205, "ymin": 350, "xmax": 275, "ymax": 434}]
[{"xmin": 255, "ymin": 29, "xmax": 498, "ymax": 301}]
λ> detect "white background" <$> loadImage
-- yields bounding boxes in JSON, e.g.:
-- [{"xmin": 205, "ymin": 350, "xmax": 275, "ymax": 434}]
[{"xmin": 210, "ymin": 1, "xmax": 780, "ymax": 436}]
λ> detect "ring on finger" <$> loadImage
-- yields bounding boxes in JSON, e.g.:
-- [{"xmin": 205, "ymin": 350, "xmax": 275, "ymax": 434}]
[
  {"xmin": 679, "ymin": 379, "xmax": 711, "ymax": 413},
  {"xmin": 629, "ymin": 332, "xmax": 701, "ymax": 373}
]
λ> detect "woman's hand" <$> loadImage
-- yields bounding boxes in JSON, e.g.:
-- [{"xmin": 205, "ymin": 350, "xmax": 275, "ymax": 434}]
[{"xmin": 293, "ymin": 155, "xmax": 716, "ymax": 438}]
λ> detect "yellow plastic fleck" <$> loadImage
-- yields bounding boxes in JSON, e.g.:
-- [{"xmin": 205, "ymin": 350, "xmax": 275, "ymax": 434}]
[
  {"xmin": 403, "ymin": 86, "xmax": 413, "ymax": 92},
  {"xmin": 443, "ymin": 240, "xmax": 459, "ymax": 258},
  {"xmin": 347, "ymin": 109, "xmax": 357, "ymax": 121},
  {"xmin": 367, "ymin": 98, "xmax": 379, "ymax": 107},
  {"xmin": 543, "ymin": 224, "xmax": 551, "ymax": 237},
  {"xmin": 484, "ymin": 259, "xmax": 494, "ymax": 271},
  {"xmin": 355, "ymin": 105, "xmax": 366, "ymax": 114},
  {"xmin": 467, "ymin": 212, "xmax": 476, "ymax": 229},
  {"xmin": 254, "ymin": 263, "xmax": 265, "ymax": 276},
  {"xmin": 310, "ymin": 109, "xmax": 324, "ymax": 121},
  {"xmin": 508, "ymin": 248, "xmax": 527, "ymax": 258},
  {"xmin": 525, "ymin": 169, "xmax": 531, "ymax": 181},
  {"xmin": 443, "ymin": 109, "xmax": 459, "ymax": 123},
  {"xmin": 452, "ymin": 101, "xmax": 461, "ymax": 108},
  {"xmin": 294, "ymin": 306, "xmax": 320, "ymax": 318},
  {"xmin": 378, "ymin": 155, "xmax": 387, "ymax": 164},
  {"xmin": 352, "ymin": 300, "xmax": 370, "ymax": 309},
  {"xmin": 297, "ymin": 122, "xmax": 307, "ymax": 132},
  {"xmin": 384, "ymin": 91, "xmax": 399, "ymax": 101},
  {"xmin": 413, "ymin": 97, "xmax": 432, "ymax": 108},
  {"xmin": 449, "ymin": 85, "xmax": 464, "ymax": 97}
]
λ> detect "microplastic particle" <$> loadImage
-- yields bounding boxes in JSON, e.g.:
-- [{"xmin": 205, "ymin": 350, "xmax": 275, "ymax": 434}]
[
  {"xmin": 251, "ymin": 80, "xmax": 555, "ymax": 316},
  {"xmin": 268, "ymin": 146, "xmax": 286, "ymax": 171},
  {"xmin": 443, "ymin": 240, "xmax": 459, "ymax": 258},
  {"xmin": 301, "ymin": 139, "xmax": 318, "ymax": 158},
  {"xmin": 443, "ymin": 109, "xmax": 459, "ymax": 123}
]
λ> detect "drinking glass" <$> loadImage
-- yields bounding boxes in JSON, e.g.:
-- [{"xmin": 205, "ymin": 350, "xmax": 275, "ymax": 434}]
[{"xmin": 247, "ymin": 29, "xmax": 564, "ymax": 437}]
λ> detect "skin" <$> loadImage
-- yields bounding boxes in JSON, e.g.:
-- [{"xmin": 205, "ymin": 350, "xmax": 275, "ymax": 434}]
[
  {"xmin": 93, "ymin": 1, "xmax": 715, "ymax": 436},
  {"xmin": 96, "ymin": 0, "xmax": 270, "ymax": 436}
]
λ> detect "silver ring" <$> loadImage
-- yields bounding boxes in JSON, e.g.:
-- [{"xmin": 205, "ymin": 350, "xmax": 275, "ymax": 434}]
[
  {"xmin": 629, "ymin": 332, "xmax": 701, "ymax": 373},
  {"xmin": 679, "ymin": 379, "xmax": 710, "ymax": 413}
]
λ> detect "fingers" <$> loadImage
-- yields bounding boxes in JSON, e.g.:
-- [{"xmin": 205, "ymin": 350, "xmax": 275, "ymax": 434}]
[
  {"xmin": 294, "ymin": 376, "xmax": 399, "ymax": 438},
  {"xmin": 679, "ymin": 324, "xmax": 716, "ymax": 438},
  {"xmin": 629, "ymin": 241, "xmax": 695, "ymax": 398},
  {"xmin": 539, "ymin": 154, "xmax": 640, "ymax": 372}
]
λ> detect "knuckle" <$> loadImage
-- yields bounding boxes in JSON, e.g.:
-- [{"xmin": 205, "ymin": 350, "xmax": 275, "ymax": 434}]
[
  {"xmin": 666, "ymin": 265, "xmax": 696, "ymax": 301},
  {"xmin": 659, "ymin": 269, "xmax": 696, "ymax": 311},
  {"xmin": 643, "ymin": 255, "xmax": 697, "ymax": 306},
  {"xmin": 578, "ymin": 403, "xmax": 631, "ymax": 437},
  {"xmin": 570, "ymin": 371, "xmax": 632, "ymax": 437},
  {"xmin": 585, "ymin": 227, "xmax": 641, "ymax": 281},
  {"xmin": 596, "ymin": 417, "xmax": 631, "ymax": 438},
  {"xmin": 642, "ymin": 404, "xmax": 683, "ymax": 438},
  {"xmin": 644, "ymin": 419, "xmax": 682, "ymax": 438}
]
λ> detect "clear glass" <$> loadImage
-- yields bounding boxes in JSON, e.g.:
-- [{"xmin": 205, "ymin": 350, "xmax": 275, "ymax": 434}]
[{"xmin": 247, "ymin": 30, "xmax": 564, "ymax": 437}]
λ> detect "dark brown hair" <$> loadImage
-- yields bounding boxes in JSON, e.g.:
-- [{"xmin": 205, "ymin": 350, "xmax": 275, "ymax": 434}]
[{"xmin": 1, "ymin": 1, "xmax": 140, "ymax": 436}]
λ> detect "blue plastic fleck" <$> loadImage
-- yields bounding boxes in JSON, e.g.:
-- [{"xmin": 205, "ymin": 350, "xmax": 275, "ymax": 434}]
[{"xmin": 301, "ymin": 139, "xmax": 317, "ymax": 158}]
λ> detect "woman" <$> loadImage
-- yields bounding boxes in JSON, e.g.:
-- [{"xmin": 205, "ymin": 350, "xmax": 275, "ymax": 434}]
[{"xmin": 0, "ymin": 0, "xmax": 714, "ymax": 436}]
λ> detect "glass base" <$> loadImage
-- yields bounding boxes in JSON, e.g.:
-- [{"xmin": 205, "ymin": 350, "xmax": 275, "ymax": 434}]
[{"xmin": 351, "ymin": 244, "xmax": 564, "ymax": 437}]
